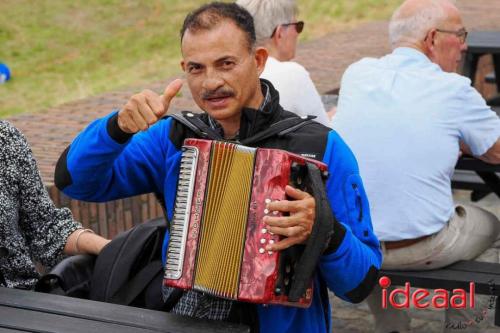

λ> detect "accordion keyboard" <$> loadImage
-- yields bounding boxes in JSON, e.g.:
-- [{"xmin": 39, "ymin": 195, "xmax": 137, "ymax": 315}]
[{"xmin": 165, "ymin": 146, "xmax": 199, "ymax": 280}]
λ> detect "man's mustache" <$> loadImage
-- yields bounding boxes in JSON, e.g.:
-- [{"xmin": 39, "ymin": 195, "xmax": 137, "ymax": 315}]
[{"xmin": 202, "ymin": 88, "xmax": 235, "ymax": 100}]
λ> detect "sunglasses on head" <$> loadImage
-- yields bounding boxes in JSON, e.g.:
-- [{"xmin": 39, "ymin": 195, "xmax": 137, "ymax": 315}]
[{"xmin": 270, "ymin": 21, "xmax": 304, "ymax": 38}]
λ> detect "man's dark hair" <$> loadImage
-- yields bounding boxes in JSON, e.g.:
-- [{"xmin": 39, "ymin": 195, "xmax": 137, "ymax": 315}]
[{"xmin": 180, "ymin": 2, "xmax": 256, "ymax": 51}]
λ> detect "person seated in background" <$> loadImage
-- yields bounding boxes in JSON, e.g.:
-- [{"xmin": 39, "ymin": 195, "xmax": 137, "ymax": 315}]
[
  {"xmin": 0, "ymin": 121, "xmax": 110, "ymax": 289},
  {"xmin": 236, "ymin": 0, "xmax": 334, "ymax": 127},
  {"xmin": 333, "ymin": 0, "xmax": 500, "ymax": 332},
  {"xmin": 54, "ymin": 2, "xmax": 381, "ymax": 332}
]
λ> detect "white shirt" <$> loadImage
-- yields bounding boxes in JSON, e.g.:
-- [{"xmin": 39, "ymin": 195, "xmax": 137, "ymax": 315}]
[
  {"xmin": 333, "ymin": 47, "xmax": 500, "ymax": 241},
  {"xmin": 261, "ymin": 57, "xmax": 332, "ymax": 127}
]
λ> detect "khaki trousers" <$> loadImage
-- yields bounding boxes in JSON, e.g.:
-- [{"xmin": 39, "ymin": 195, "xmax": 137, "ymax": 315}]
[{"xmin": 366, "ymin": 204, "xmax": 500, "ymax": 333}]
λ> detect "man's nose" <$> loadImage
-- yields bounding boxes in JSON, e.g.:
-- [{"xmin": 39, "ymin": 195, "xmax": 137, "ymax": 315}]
[{"xmin": 202, "ymin": 69, "xmax": 224, "ymax": 91}]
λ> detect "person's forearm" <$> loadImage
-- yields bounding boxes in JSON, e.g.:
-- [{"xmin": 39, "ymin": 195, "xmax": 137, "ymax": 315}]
[{"xmin": 64, "ymin": 229, "xmax": 110, "ymax": 255}]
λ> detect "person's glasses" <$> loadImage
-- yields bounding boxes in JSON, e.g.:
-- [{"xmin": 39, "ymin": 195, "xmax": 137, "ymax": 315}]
[
  {"xmin": 270, "ymin": 21, "xmax": 305, "ymax": 38},
  {"xmin": 436, "ymin": 28, "xmax": 468, "ymax": 44}
]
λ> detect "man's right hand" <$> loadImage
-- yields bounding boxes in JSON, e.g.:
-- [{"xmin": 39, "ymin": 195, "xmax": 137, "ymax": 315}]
[{"xmin": 118, "ymin": 79, "xmax": 183, "ymax": 134}]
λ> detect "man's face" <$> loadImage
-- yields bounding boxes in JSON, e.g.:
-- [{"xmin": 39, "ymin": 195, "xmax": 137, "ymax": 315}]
[
  {"xmin": 181, "ymin": 20, "xmax": 266, "ymax": 124},
  {"xmin": 429, "ymin": 6, "xmax": 467, "ymax": 73},
  {"xmin": 278, "ymin": 20, "xmax": 299, "ymax": 61}
]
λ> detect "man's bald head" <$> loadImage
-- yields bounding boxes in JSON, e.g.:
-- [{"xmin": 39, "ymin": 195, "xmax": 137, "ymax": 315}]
[{"xmin": 389, "ymin": 0, "xmax": 458, "ymax": 48}]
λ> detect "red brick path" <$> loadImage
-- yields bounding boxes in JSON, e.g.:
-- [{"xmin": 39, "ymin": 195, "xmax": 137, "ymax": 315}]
[{"xmin": 6, "ymin": 0, "xmax": 500, "ymax": 237}]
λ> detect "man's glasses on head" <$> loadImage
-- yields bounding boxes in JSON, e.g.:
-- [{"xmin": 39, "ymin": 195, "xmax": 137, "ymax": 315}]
[
  {"xmin": 270, "ymin": 21, "xmax": 305, "ymax": 38},
  {"xmin": 436, "ymin": 27, "xmax": 468, "ymax": 44}
]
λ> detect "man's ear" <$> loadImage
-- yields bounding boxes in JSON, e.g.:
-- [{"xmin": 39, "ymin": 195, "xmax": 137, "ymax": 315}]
[
  {"xmin": 254, "ymin": 47, "xmax": 268, "ymax": 76},
  {"xmin": 180, "ymin": 60, "xmax": 186, "ymax": 72},
  {"xmin": 423, "ymin": 29, "xmax": 437, "ymax": 53}
]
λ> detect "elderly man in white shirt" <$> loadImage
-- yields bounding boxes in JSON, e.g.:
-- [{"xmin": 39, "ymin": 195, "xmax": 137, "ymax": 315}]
[
  {"xmin": 333, "ymin": 0, "xmax": 500, "ymax": 332},
  {"xmin": 236, "ymin": 0, "xmax": 333, "ymax": 128}
]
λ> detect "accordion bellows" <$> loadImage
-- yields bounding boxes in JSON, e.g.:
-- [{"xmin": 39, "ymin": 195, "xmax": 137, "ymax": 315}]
[{"xmin": 164, "ymin": 139, "xmax": 328, "ymax": 307}]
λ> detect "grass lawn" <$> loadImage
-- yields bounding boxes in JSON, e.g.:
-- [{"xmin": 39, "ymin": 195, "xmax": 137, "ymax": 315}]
[{"xmin": 0, "ymin": 0, "xmax": 402, "ymax": 117}]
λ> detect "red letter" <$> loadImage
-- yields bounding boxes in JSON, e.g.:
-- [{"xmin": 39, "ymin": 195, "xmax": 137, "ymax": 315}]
[
  {"xmin": 432, "ymin": 289, "xmax": 449, "ymax": 309},
  {"xmin": 470, "ymin": 282, "xmax": 475, "ymax": 308},
  {"xmin": 450, "ymin": 289, "xmax": 467, "ymax": 309},
  {"xmin": 390, "ymin": 282, "xmax": 410, "ymax": 309},
  {"xmin": 379, "ymin": 276, "xmax": 391, "ymax": 309},
  {"xmin": 412, "ymin": 289, "xmax": 430, "ymax": 308}
]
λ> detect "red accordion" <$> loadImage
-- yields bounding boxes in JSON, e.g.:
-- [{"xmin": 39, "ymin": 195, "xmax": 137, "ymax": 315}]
[{"xmin": 163, "ymin": 139, "xmax": 329, "ymax": 307}]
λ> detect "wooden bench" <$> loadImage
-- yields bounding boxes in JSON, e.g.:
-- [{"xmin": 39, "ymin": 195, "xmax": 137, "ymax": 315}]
[{"xmin": 382, "ymin": 260, "xmax": 500, "ymax": 327}]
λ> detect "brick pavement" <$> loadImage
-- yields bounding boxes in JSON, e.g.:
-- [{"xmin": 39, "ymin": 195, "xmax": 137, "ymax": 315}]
[{"xmin": 4, "ymin": 0, "xmax": 500, "ymax": 330}]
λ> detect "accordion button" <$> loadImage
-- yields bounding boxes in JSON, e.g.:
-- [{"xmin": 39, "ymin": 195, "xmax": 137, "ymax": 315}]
[
  {"xmin": 264, "ymin": 209, "xmax": 269, "ymax": 214},
  {"xmin": 265, "ymin": 198, "xmax": 271, "ymax": 204},
  {"xmin": 259, "ymin": 248, "xmax": 265, "ymax": 254},
  {"xmin": 260, "ymin": 238, "xmax": 266, "ymax": 244},
  {"xmin": 273, "ymin": 211, "xmax": 279, "ymax": 215},
  {"xmin": 269, "ymin": 239, "xmax": 275, "ymax": 244},
  {"xmin": 268, "ymin": 251, "xmax": 273, "ymax": 255},
  {"xmin": 261, "ymin": 228, "xmax": 267, "ymax": 234}
]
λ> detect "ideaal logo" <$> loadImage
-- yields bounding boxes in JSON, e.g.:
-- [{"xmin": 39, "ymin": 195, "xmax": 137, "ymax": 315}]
[
  {"xmin": 379, "ymin": 276, "xmax": 475, "ymax": 309},
  {"xmin": 379, "ymin": 276, "xmax": 496, "ymax": 330}
]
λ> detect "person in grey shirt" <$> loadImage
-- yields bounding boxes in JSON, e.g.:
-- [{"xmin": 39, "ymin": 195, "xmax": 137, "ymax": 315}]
[{"xmin": 0, "ymin": 120, "xmax": 109, "ymax": 289}]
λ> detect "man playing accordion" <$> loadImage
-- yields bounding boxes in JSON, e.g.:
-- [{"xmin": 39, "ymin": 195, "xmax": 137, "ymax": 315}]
[{"xmin": 55, "ymin": 2, "xmax": 381, "ymax": 332}]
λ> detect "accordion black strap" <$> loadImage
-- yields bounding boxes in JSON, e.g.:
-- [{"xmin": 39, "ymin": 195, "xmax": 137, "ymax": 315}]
[
  {"xmin": 171, "ymin": 111, "xmax": 316, "ymax": 145},
  {"xmin": 288, "ymin": 162, "xmax": 335, "ymax": 302},
  {"xmin": 170, "ymin": 111, "xmax": 223, "ymax": 140},
  {"xmin": 240, "ymin": 115, "xmax": 316, "ymax": 145}
]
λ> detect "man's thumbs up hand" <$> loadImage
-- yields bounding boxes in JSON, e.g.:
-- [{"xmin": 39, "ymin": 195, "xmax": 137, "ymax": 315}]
[{"xmin": 118, "ymin": 79, "xmax": 183, "ymax": 134}]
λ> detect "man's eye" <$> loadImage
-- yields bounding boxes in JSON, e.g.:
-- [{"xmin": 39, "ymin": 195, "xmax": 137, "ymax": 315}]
[
  {"xmin": 188, "ymin": 65, "xmax": 201, "ymax": 73},
  {"xmin": 221, "ymin": 61, "xmax": 235, "ymax": 69}
]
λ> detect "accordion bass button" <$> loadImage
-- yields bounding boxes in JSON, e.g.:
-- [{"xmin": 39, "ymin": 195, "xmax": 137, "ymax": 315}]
[
  {"xmin": 260, "ymin": 238, "xmax": 266, "ymax": 244},
  {"xmin": 261, "ymin": 228, "xmax": 267, "ymax": 234},
  {"xmin": 264, "ymin": 209, "xmax": 269, "ymax": 215},
  {"xmin": 259, "ymin": 248, "xmax": 265, "ymax": 254}
]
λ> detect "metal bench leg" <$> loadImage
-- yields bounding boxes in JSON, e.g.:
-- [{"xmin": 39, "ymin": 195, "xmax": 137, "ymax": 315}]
[{"xmin": 495, "ymin": 297, "xmax": 500, "ymax": 327}]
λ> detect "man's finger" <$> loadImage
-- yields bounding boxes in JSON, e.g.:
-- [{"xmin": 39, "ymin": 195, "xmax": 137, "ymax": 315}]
[
  {"xmin": 266, "ymin": 236, "xmax": 302, "ymax": 252},
  {"xmin": 267, "ymin": 199, "xmax": 294, "ymax": 213},
  {"xmin": 161, "ymin": 79, "xmax": 183, "ymax": 112},
  {"xmin": 266, "ymin": 225, "xmax": 305, "ymax": 238},
  {"xmin": 143, "ymin": 90, "xmax": 164, "ymax": 120},
  {"xmin": 130, "ymin": 101, "xmax": 150, "ymax": 131},
  {"xmin": 285, "ymin": 185, "xmax": 311, "ymax": 200},
  {"xmin": 263, "ymin": 215, "xmax": 300, "ymax": 228}
]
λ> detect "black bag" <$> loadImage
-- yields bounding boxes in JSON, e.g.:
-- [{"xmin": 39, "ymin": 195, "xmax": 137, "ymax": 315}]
[
  {"xmin": 89, "ymin": 217, "xmax": 171, "ymax": 310},
  {"xmin": 35, "ymin": 254, "xmax": 96, "ymax": 298},
  {"xmin": 36, "ymin": 217, "xmax": 179, "ymax": 311}
]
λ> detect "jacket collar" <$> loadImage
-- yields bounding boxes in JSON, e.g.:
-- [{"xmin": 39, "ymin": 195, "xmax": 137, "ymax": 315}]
[{"xmin": 206, "ymin": 79, "xmax": 283, "ymax": 141}]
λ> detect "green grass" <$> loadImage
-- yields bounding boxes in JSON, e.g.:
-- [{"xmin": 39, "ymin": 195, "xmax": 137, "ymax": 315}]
[{"xmin": 0, "ymin": 0, "xmax": 402, "ymax": 117}]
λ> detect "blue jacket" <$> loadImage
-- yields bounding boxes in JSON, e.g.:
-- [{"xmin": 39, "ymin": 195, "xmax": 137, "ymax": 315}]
[{"xmin": 55, "ymin": 83, "xmax": 381, "ymax": 333}]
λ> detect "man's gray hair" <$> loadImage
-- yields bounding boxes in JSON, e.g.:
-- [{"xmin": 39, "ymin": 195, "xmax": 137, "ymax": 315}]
[
  {"xmin": 236, "ymin": 0, "xmax": 298, "ymax": 45},
  {"xmin": 388, "ymin": 0, "xmax": 456, "ymax": 48}
]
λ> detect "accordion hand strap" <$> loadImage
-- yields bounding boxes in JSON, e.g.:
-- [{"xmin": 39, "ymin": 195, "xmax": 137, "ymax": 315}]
[{"xmin": 288, "ymin": 163, "xmax": 335, "ymax": 302}]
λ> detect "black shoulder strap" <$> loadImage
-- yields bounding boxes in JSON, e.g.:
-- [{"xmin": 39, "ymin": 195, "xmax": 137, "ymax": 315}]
[
  {"xmin": 171, "ymin": 111, "xmax": 316, "ymax": 145},
  {"xmin": 240, "ymin": 116, "xmax": 316, "ymax": 145},
  {"xmin": 171, "ymin": 111, "xmax": 223, "ymax": 140}
]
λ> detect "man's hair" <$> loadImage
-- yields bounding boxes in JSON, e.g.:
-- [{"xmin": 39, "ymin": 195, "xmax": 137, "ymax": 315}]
[
  {"xmin": 236, "ymin": 0, "xmax": 298, "ymax": 46},
  {"xmin": 180, "ymin": 2, "xmax": 256, "ymax": 50},
  {"xmin": 388, "ymin": 0, "xmax": 457, "ymax": 48}
]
